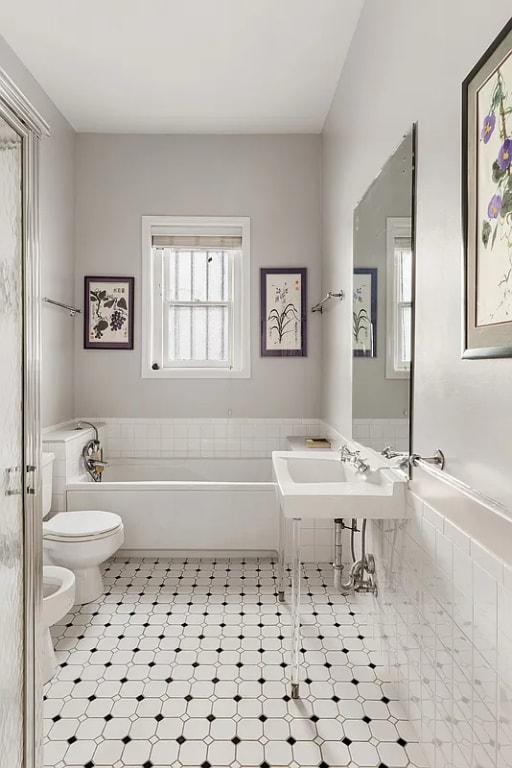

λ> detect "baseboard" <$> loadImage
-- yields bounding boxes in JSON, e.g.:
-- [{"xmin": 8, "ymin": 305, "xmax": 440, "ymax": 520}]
[{"xmin": 116, "ymin": 548, "xmax": 278, "ymax": 560}]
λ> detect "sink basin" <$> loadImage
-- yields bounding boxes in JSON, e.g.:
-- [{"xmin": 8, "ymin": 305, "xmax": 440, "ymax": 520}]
[
  {"xmin": 272, "ymin": 450, "xmax": 406, "ymax": 520},
  {"xmin": 286, "ymin": 457, "xmax": 361, "ymax": 484}
]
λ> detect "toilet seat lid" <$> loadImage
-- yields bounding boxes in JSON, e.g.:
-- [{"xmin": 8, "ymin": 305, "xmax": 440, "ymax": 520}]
[{"xmin": 44, "ymin": 511, "xmax": 122, "ymax": 538}]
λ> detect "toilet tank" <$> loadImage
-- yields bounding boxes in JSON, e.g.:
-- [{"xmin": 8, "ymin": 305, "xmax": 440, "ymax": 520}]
[{"xmin": 42, "ymin": 452, "xmax": 55, "ymax": 517}]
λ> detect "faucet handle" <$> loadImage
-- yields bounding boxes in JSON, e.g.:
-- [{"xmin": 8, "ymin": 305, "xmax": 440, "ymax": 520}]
[
  {"xmin": 352, "ymin": 456, "xmax": 370, "ymax": 473},
  {"xmin": 339, "ymin": 444, "xmax": 359, "ymax": 462}
]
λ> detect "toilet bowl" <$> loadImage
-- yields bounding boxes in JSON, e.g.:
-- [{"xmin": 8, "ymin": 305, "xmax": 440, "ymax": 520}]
[
  {"xmin": 43, "ymin": 511, "xmax": 124, "ymax": 604},
  {"xmin": 43, "ymin": 565, "xmax": 75, "ymax": 683},
  {"xmin": 42, "ymin": 451, "xmax": 124, "ymax": 605}
]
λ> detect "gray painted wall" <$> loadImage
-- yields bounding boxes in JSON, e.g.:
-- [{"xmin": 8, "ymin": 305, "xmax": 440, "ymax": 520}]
[
  {"xmin": 74, "ymin": 134, "xmax": 322, "ymax": 419},
  {"xmin": 0, "ymin": 36, "xmax": 75, "ymax": 429},
  {"xmin": 322, "ymin": 0, "xmax": 512, "ymax": 509},
  {"xmin": 352, "ymin": 132, "xmax": 411, "ymax": 419}
]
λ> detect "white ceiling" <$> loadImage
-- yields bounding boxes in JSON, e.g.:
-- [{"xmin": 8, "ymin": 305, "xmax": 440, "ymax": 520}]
[{"xmin": 0, "ymin": 0, "xmax": 363, "ymax": 133}]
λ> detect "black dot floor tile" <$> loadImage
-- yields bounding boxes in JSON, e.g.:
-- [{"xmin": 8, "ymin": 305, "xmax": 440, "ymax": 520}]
[{"xmin": 43, "ymin": 555, "xmax": 427, "ymax": 768}]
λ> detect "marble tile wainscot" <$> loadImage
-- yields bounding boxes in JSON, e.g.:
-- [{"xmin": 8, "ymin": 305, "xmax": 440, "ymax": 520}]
[{"xmin": 369, "ymin": 463, "xmax": 512, "ymax": 768}]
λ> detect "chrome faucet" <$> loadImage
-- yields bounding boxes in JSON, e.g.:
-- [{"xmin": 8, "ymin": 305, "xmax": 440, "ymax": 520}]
[
  {"xmin": 397, "ymin": 455, "xmax": 411, "ymax": 471},
  {"xmin": 351, "ymin": 455, "xmax": 370, "ymax": 474},
  {"xmin": 381, "ymin": 445, "xmax": 401, "ymax": 459},
  {"xmin": 339, "ymin": 445, "xmax": 370, "ymax": 474},
  {"xmin": 77, "ymin": 420, "xmax": 99, "ymax": 441},
  {"xmin": 82, "ymin": 439, "xmax": 109, "ymax": 482},
  {"xmin": 80, "ymin": 421, "xmax": 108, "ymax": 482},
  {"xmin": 381, "ymin": 445, "xmax": 410, "ymax": 472},
  {"xmin": 339, "ymin": 445, "xmax": 359, "ymax": 462},
  {"xmin": 84, "ymin": 451, "xmax": 108, "ymax": 472}
]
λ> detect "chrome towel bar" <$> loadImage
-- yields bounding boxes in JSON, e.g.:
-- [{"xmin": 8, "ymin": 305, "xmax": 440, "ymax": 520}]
[
  {"xmin": 311, "ymin": 290, "xmax": 345, "ymax": 313},
  {"xmin": 42, "ymin": 297, "xmax": 81, "ymax": 317},
  {"xmin": 410, "ymin": 449, "xmax": 445, "ymax": 470}
]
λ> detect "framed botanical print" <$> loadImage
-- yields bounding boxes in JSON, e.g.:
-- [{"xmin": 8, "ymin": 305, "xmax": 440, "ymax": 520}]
[
  {"xmin": 260, "ymin": 268, "xmax": 307, "ymax": 356},
  {"xmin": 463, "ymin": 16, "xmax": 512, "ymax": 358},
  {"xmin": 84, "ymin": 276, "xmax": 134, "ymax": 349},
  {"xmin": 353, "ymin": 267, "xmax": 377, "ymax": 357}
]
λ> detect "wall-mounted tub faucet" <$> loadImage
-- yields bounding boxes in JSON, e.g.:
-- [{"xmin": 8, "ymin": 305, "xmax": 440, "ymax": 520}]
[
  {"xmin": 76, "ymin": 420, "xmax": 99, "ymax": 442},
  {"xmin": 82, "ymin": 440, "xmax": 108, "ymax": 482},
  {"xmin": 78, "ymin": 420, "xmax": 108, "ymax": 482}
]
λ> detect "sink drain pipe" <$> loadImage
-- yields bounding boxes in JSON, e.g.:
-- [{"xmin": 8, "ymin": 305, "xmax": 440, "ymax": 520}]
[{"xmin": 333, "ymin": 517, "xmax": 377, "ymax": 595}]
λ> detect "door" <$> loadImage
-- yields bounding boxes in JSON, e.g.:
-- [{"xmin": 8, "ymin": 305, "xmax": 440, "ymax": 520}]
[{"xmin": 0, "ymin": 116, "xmax": 24, "ymax": 766}]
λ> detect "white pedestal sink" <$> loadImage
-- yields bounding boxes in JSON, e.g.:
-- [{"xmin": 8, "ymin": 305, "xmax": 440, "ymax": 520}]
[
  {"xmin": 272, "ymin": 450, "xmax": 406, "ymax": 520},
  {"xmin": 271, "ymin": 448, "xmax": 407, "ymax": 699}
]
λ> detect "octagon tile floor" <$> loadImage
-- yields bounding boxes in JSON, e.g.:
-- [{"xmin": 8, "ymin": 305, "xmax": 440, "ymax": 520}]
[{"xmin": 43, "ymin": 557, "xmax": 427, "ymax": 768}]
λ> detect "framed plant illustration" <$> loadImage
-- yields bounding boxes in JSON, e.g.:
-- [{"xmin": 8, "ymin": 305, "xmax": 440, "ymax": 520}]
[
  {"xmin": 353, "ymin": 268, "xmax": 377, "ymax": 357},
  {"xmin": 463, "ymin": 16, "xmax": 512, "ymax": 358},
  {"xmin": 260, "ymin": 268, "xmax": 306, "ymax": 356},
  {"xmin": 84, "ymin": 276, "xmax": 134, "ymax": 349}
]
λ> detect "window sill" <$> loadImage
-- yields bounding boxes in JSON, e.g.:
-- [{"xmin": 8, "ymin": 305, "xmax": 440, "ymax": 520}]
[
  {"xmin": 385, "ymin": 370, "xmax": 410, "ymax": 380},
  {"xmin": 142, "ymin": 367, "xmax": 251, "ymax": 380}
]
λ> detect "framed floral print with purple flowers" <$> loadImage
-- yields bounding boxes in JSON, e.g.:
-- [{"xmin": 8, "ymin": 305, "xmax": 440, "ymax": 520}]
[
  {"xmin": 84, "ymin": 276, "xmax": 134, "ymax": 349},
  {"xmin": 463, "ymin": 15, "xmax": 512, "ymax": 358}
]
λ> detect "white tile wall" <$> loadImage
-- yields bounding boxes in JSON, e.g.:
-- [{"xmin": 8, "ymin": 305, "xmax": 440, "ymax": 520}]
[
  {"xmin": 42, "ymin": 422, "xmax": 107, "ymax": 512},
  {"xmin": 85, "ymin": 417, "xmax": 323, "ymax": 459},
  {"xmin": 352, "ymin": 418, "xmax": 409, "ymax": 452},
  {"xmin": 322, "ymin": 418, "xmax": 512, "ymax": 766},
  {"xmin": 369, "ymin": 482, "xmax": 512, "ymax": 768}
]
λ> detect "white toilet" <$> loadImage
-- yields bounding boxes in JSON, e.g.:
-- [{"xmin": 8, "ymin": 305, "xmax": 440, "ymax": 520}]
[{"xmin": 42, "ymin": 452, "xmax": 124, "ymax": 604}]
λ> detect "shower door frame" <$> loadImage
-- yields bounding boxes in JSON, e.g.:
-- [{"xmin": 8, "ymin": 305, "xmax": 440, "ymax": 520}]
[{"xmin": 0, "ymin": 68, "xmax": 49, "ymax": 768}]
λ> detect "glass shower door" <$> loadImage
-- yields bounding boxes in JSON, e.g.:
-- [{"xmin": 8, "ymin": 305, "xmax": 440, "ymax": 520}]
[{"xmin": 0, "ymin": 116, "xmax": 25, "ymax": 767}]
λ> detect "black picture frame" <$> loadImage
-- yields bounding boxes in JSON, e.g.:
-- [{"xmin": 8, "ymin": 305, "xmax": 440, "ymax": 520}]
[
  {"xmin": 260, "ymin": 267, "xmax": 307, "ymax": 357},
  {"xmin": 353, "ymin": 267, "xmax": 377, "ymax": 358},
  {"xmin": 84, "ymin": 276, "xmax": 134, "ymax": 349}
]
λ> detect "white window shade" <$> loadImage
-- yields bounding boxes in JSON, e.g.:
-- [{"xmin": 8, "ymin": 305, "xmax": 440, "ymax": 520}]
[{"xmin": 152, "ymin": 235, "xmax": 242, "ymax": 249}]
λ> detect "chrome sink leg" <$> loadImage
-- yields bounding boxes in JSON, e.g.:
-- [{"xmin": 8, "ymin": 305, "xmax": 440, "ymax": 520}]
[
  {"xmin": 290, "ymin": 517, "xmax": 301, "ymax": 699},
  {"xmin": 277, "ymin": 510, "xmax": 286, "ymax": 603},
  {"xmin": 333, "ymin": 518, "xmax": 344, "ymax": 591}
]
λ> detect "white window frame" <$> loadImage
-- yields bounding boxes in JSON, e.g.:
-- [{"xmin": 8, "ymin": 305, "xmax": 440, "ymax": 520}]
[
  {"xmin": 141, "ymin": 215, "xmax": 251, "ymax": 379},
  {"xmin": 386, "ymin": 217, "xmax": 412, "ymax": 379}
]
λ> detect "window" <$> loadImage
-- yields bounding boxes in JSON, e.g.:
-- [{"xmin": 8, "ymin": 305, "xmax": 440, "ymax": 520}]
[
  {"xmin": 142, "ymin": 216, "xmax": 250, "ymax": 378},
  {"xmin": 386, "ymin": 217, "xmax": 412, "ymax": 378}
]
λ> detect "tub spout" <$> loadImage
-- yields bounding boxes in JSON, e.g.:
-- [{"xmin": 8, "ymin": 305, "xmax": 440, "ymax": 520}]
[{"xmin": 82, "ymin": 439, "xmax": 108, "ymax": 482}]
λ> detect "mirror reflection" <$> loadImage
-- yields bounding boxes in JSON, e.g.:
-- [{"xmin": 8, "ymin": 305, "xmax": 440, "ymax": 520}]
[{"xmin": 352, "ymin": 128, "xmax": 415, "ymax": 455}]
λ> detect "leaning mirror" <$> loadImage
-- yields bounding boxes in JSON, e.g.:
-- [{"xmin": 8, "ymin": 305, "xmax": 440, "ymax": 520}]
[{"xmin": 352, "ymin": 127, "xmax": 415, "ymax": 457}]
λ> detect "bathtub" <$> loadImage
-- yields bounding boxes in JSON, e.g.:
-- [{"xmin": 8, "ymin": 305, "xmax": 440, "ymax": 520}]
[{"xmin": 65, "ymin": 458, "xmax": 278, "ymax": 554}]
